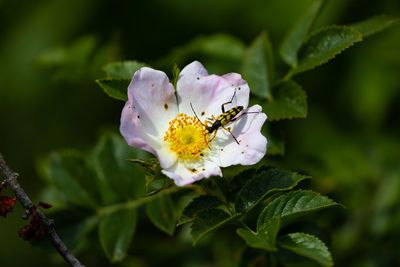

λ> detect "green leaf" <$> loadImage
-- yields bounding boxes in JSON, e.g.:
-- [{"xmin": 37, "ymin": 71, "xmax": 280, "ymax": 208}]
[
  {"xmin": 261, "ymin": 80, "xmax": 307, "ymax": 121},
  {"xmin": 350, "ymin": 15, "xmax": 399, "ymax": 38},
  {"xmin": 92, "ymin": 132, "xmax": 148, "ymax": 202},
  {"xmin": 146, "ymin": 194, "xmax": 176, "ymax": 236},
  {"xmin": 178, "ymin": 195, "xmax": 223, "ymax": 225},
  {"xmin": 290, "ymin": 26, "xmax": 362, "ymax": 75},
  {"xmin": 159, "ymin": 34, "xmax": 245, "ymax": 66},
  {"xmin": 96, "ymin": 78, "xmax": 130, "ymax": 102},
  {"xmin": 227, "ymin": 168, "xmax": 257, "ymax": 202},
  {"xmin": 257, "ymin": 190, "xmax": 339, "ymax": 230},
  {"xmin": 103, "ymin": 61, "xmax": 148, "ymax": 80},
  {"xmin": 99, "ymin": 207, "xmax": 137, "ymax": 263},
  {"xmin": 279, "ymin": 0, "xmax": 325, "ymax": 66},
  {"xmin": 47, "ymin": 151, "xmax": 101, "ymax": 208},
  {"xmin": 235, "ymin": 168, "xmax": 309, "ymax": 213},
  {"xmin": 241, "ymin": 32, "xmax": 274, "ymax": 100},
  {"xmin": 236, "ymin": 217, "xmax": 280, "ymax": 251},
  {"xmin": 278, "ymin": 232, "xmax": 333, "ymax": 267},
  {"xmin": 171, "ymin": 63, "xmax": 180, "ymax": 89},
  {"xmin": 36, "ymin": 36, "xmax": 95, "ymax": 65},
  {"xmin": 191, "ymin": 208, "xmax": 240, "ymax": 245}
]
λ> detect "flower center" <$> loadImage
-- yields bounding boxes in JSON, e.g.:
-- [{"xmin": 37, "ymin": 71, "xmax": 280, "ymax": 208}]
[{"xmin": 164, "ymin": 113, "xmax": 208, "ymax": 159}]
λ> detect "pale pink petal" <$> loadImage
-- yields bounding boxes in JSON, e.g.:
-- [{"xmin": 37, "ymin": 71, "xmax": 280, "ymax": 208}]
[
  {"xmin": 120, "ymin": 101, "xmax": 156, "ymax": 154},
  {"xmin": 177, "ymin": 61, "xmax": 250, "ymax": 121},
  {"xmin": 161, "ymin": 159, "xmax": 222, "ymax": 186},
  {"xmin": 210, "ymin": 105, "xmax": 267, "ymax": 167},
  {"xmin": 121, "ymin": 62, "xmax": 268, "ymax": 186},
  {"xmin": 128, "ymin": 67, "xmax": 178, "ymax": 138},
  {"xmin": 120, "ymin": 67, "xmax": 179, "ymax": 169}
]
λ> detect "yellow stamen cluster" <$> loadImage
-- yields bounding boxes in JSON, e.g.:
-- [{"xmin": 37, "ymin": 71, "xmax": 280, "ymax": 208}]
[{"xmin": 164, "ymin": 113, "xmax": 208, "ymax": 159}]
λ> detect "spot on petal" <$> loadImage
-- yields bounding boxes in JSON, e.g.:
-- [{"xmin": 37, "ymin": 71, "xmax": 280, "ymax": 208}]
[
  {"xmin": 201, "ymin": 111, "xmax": 205, "ymax": 116},
  {"xmin": 202, "ymin": 168, "xmax": 205, "ymax": 171},
  {"xmin": 241, "ymin": 151, "xmax": 244, "ymax": 154},
  {"xmin": 238, "ymin": 87, "xmax": 241, "ymax": 90},
  {"xmin": 197, "ymin": 77, "xmax": 200, "ymax": 80},
  {"xmin": 137, "ymin": 115, "xmax": 140, "ymax": 119},
  {"xmin": 189, "ymin": 168, "xmax": 198, "ymax": 173},
  {"xmin": 164, "ymin": 103, "xmax": 168, "ymax": 111},
  {"xmin": 151, "ymin": 84, "xmax": 155, "ymax": 87}
]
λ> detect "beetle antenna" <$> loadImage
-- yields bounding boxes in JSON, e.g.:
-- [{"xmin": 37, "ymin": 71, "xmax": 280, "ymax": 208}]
[{"xmin": 190, "ymin": 103, "xmax": 208, "ymax": 129}]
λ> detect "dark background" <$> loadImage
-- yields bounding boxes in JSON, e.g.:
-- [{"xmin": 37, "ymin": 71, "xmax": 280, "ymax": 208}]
[{"xmin": 1, "ymin": 0, "xmax": 399, "ymax": 266}]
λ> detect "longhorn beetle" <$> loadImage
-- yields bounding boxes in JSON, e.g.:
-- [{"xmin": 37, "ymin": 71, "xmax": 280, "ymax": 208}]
[{"xmin": 190, "ymin": 89, "xmax": 259, "ymax": 145}]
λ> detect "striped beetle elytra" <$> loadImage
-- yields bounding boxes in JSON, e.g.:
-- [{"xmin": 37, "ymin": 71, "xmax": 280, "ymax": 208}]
[{"xmin": 190, "ymin": 89, "xmax": 259, "ymax": 145}]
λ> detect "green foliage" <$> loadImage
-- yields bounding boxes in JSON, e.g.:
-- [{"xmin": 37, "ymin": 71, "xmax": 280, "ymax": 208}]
[
  {"xmin": 47, "ymin": 151, "xmax": 101, "ymax": 208},
  {"xmin": 236, "ymin": 217, "xmax": 280, "ymax": 251},
  {"xmin": 257, "ymin": 190, "xmax": 339, "ymax": 229},
  {"xmin": 171, "ymin": 63, "xmax": 181, "ymax": 89},
  {"xmin": 191, "ymin": 208, "xmax": 240, "ymax": 245},
  {"xmin": 350, "ymin": 15, "xmax": 399, "ymax": 38},
  {"xmin": 278, "ymin": 233, "xmax": 333, "ymax": 267},
  {"xmin": 96, "ymin": 61, "xmax": 148, "ymax": 101},
  {"xmin": 157, "ymin": 34, "xmax": 246, "ymax": 73},
  {"xmin": 260, "ymin": 80, "xmax": 307, "ymax": 121},
  {"xmin": 29, "ymin": 3, "xmax": 400, "ymax": 265},
  {"xmin": 96, "ymin": 78, "xmax": 130, "ymax": 102},
  {"xmin": 280, "ymin": 0, "xmax": 325, "ymax": 66},
  {"xmin": 103, "ymin": 61, "xmax": 149, "ymax": 80},
  {"xmin": 99, "ymin": 207, "xmax": 138, "ymax": 263},
  {"xmin": 178, "ymin": 195, "xmax": 223, "ymax": 224},
  {"xmin": 235, "ymin": 167, "xmax": 309, "ymax": 213},
  {"xmin": 241, "ymin": 32, "xmax": 274, "ymax": 100},
  {"xmin": 289, "ymin": 26, "xmax": 363, "ymax": 76},
  {"xmin": 2, "ymin": 0, "xmax": 400, "ymax": 266},
  {"xmin": 92, "ymin": 132, "xmax": 148, "ymax": 201},
  {"xmin": 35, "ymin": 35, "xmax": 117, "ymax": 83},
  {"xmin": 44, "ymin": 132, "xmax": 160, "ymax": 262},
  {"xmin": 145, "ymin": 194, "xmax": 177, "ymax": 236}
]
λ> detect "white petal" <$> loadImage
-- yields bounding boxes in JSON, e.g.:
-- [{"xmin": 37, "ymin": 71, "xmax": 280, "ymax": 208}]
[
  {"xmin": 121, "ymin": 67, "xmax": 179, "ymax": 169},
  {"xmin": 210, "ymin": 105, "xmax": 267, "ymax": 167},
  {"xmin": 162, "ymin": 159, "xmax": 222, "ymax": 186},
  {"xmin": 177, "ymin": 61, "xmax": 250, "ymax": 121},
  {"xmin": 120, "ymin": 101, "xmax": 156, "ymax": 154},
  {"xmin": 129, "ymin": 67, "xmax": 178, "ymax": 139}
]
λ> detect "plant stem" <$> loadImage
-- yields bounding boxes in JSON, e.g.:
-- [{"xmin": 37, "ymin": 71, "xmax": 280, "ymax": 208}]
[
  {"xmin": 98, "ymin": 184, "xmax": 203, "ymax": 216},
  {"xmin": 238, "ymin": 220, "xmax": 256, "ymax": 234},
  {"xmin": 0, "ymin": 153, "xmax": 85, "ymax": 267}
]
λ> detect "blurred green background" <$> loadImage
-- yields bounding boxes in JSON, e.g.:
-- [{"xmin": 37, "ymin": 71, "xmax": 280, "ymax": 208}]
[{"xmin": 0, "ymin": 0, "xmax": 399, "ymax": 266}]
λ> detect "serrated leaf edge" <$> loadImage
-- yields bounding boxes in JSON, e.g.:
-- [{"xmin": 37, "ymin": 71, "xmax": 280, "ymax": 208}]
[
  {"xmin": 235, "ymin": 168, "xmax": 310, "ymax": 213},
  {"xmin": 261, "ymin": 189, "xmax": 339, "ymax": 222},
  {"xmin": 95, "ymin": 78, "xmax": 129, "ymax": 101},
  {"xmin": 290, "ymin": 25, "xmax": 363, "ymax": 76},
  {"xmin": 278, "ymin": 232, "xmax": 333, "ymax": 267},
  {"xmin": 266, "ymin": 80, "xmax": 308, "ymax": 121}
]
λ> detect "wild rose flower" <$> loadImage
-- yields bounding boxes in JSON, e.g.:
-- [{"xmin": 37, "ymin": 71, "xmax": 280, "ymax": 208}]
[{"xmin": 120, "ymin": 61, "xmax": 267, "ymax": 186}]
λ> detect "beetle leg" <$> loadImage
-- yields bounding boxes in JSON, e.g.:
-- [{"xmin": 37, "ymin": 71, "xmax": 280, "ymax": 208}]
[
  {"xmin": 221, "ymin": 89, "xmax": 237, "ymax": 113},
  {"xmin": 221, "ymin": 126, "xmax": 239, "ymax": 145}
]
